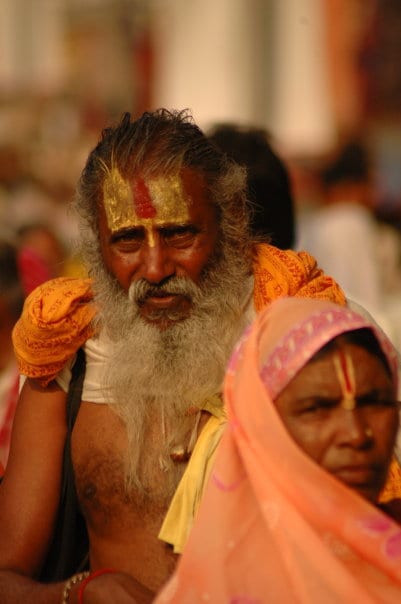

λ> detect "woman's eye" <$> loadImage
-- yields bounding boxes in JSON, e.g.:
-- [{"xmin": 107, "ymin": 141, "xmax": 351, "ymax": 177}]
[{"xmin": 298, "ymin": 400, "xmax": 335, "ymax": 416}]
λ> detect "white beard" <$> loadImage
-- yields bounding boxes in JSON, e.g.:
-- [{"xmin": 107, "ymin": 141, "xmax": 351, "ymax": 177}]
[{"xmin": 90, "ymin": 246, "xmax": 253, "ymax": 497}]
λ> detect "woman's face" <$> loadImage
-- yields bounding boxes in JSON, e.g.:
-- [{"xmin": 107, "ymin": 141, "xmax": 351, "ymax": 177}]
[{"xmin": 274, "ymin": 341, "xmax": 399, "ymax": 503}]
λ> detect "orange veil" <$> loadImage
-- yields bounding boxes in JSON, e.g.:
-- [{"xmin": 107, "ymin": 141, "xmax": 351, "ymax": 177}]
[{"xmin": 156, "ymin": 298, "xmax": 401, "ymax": 603}]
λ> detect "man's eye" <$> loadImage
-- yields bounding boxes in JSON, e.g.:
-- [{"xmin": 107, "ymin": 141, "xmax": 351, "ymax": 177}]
[
  {"xmin": 111, "ymin": 231, "xmax": 143, "ymax": 250},
  {"xmin": 163, "ymin": 227, "xmax": 197, "ymax": 245}
]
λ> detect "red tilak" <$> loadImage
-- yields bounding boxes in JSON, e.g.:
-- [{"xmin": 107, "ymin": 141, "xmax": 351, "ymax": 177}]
[
  {"xmin": 338, "ymin": 349, "xmax": 353, "ymax": 394},
  {"xmin": 131, "ymin": 177, "xmax": 157, "ymax": 219}
]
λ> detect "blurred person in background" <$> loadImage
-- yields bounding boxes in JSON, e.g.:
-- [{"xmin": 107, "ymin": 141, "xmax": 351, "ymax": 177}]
[
  {"xmin": 208, "ymin": 123, "xmax": 296, "ymax": 249},
  {"xmin": 0, "ymin": 239, "xmax": 24, "ymax": 469},
  {"xmin": 375, "ymin": 216, "xmax": 401, "ymax": 355},
  {"xmin": 16, "ymin": 222, "xmax": 67, "ymax": 295},
  {"xmin": 296, "ymin": 139, "xmax": 382, "ymax": 313}
]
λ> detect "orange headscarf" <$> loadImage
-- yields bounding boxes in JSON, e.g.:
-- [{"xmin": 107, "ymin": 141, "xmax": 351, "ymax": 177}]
[{"xmin": 156, "ymin": 298, "xmax": 401, "ymax": 603}]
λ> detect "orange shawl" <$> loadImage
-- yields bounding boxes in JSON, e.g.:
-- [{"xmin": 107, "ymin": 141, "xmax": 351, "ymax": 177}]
[
  {"xmin": 12, "ymin": 244, "xmax": 345, "ymax": 386},
  {"xmin": 12, "ymin": 277, "xmax": 96, "ymax": 386},
  {"xmin": 156, "ymin": 298, "xmax": 401, "ymax": 603},
  {"xmin": 252, "ymin": 244, "xmax": 345, "ymax": 311}
]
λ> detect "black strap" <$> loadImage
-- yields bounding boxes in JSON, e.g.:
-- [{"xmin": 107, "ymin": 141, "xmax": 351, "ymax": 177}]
[{"xmin": 39, "ymin": 348, "xmax": 89, "ymax": 582}]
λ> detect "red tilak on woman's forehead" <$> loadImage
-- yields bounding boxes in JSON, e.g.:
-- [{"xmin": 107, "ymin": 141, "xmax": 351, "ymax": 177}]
[
  {"xmin": 338, "ymin": 348, "xmax": 353, "ymax": 394},
  {"xmin": 333, "ymin": 348, "xmax": 356, "ymax": 410},
  {"xmin": 131, "ymin": 177, "xmax": 157, "ymax": 219}
]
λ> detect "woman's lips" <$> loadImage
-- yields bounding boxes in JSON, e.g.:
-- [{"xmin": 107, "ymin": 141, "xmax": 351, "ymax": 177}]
[{"xmin": 333, "ymin": 465, "xmax": 379, "ymax": 486}]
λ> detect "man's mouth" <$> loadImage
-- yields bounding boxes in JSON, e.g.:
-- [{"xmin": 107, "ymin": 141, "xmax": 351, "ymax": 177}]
[
  {"xmin": 143, "ymin": 293, "xmax": 182, "ymax": 308},
  {"xmin": 137, "ymin": 292, "xmax": 193, "ymax": 325}
]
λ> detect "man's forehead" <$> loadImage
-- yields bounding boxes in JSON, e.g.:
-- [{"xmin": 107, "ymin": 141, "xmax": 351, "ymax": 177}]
[{"xmin": 102, "ymin": 167, "xmax": 194, "ymax": 232}]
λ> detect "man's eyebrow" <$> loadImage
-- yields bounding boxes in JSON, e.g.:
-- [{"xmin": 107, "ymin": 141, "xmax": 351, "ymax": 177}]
[
  {"xmin": 109, "ymin": 226, "xmax": 143, "ymax": 241},
  {"xmin": 159, "ymin": 222, "xmax": 197, "ymax": 232}
]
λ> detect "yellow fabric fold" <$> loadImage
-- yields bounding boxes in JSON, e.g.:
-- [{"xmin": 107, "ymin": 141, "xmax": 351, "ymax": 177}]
[
  {"xmin": 158, "ymin": 396, "xmax": 227, "ymax": 553},
  {"xmin": 12, "ymin": 277, "xmax": 97, "ymax": 387}
]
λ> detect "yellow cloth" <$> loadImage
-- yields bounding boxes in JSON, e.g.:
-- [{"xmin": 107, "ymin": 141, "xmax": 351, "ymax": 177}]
[
  {"xmin": 158, "ymin": 396, "xmax": 226, "ymax": 553},
  {"xmin": 12, "ymin": 277, "xmax": 97, "ymax": 386}
]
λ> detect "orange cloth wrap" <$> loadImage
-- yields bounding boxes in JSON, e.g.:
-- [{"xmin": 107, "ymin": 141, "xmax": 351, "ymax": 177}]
[
  {"xmin": 12, "ymin": 277, "xmax": 97, "ymax": 387},
  {"xmin": 252, "ymin": 244, "xmax": 346, "ymax": 310},
  {"xmin": 11, "ymin": 244, "xmax": 345, "ymax": 387},
  {"xmin": 380, "ymin": 457, "xmax": 401, "ymax": 503}
]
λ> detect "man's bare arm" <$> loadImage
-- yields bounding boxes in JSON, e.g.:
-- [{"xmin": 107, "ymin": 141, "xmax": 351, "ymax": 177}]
[
  {"xmin": 0, "ymin": 380, "xmax": 155, "ymax": 603},
  {"xmin": 0, "ymin": 572, "xmax": 66, "ymax": 603},
  {"xmin": 0, "ymin": 570, "xmax": 154, "ymax": 603},
  {"xmin": 0, "ymin": 378, "xmax": 67, "ymax": 602}
]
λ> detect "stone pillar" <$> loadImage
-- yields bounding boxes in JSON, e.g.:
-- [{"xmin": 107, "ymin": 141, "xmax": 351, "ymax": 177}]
[
  {"xmin": 268, "ymin": 0, "xmax": 336, "ymax": 155},
  {"xmin": 151, "ymin": 0, "xmax": 267, "ymax": 129},
  {"xmin": 0, "ymin": 0, "xmax": 65, "ymax": 93}
]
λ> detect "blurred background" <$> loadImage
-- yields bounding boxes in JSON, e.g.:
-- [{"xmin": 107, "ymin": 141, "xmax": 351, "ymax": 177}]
[
  {"xmin": 0, "ymin": 0, "xmax": 401, "ymax": 466},
  {"xmin": 0, "ymin": 0, "xmax": 400, "ymax": 241},
  {"xmin": 0, "ymin": 0, "xmax": 400, "ymax": 236}
]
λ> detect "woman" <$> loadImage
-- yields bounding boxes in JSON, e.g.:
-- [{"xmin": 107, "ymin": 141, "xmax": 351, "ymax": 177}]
[{"xmin": 156, "ymin": 297, "xmax": 401, "ymax": 603}]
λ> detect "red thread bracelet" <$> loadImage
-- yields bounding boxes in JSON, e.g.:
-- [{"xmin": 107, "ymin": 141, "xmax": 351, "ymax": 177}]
[{"xmin": 78, "ymin": 568, "xmax": 116, "ymax": 604}]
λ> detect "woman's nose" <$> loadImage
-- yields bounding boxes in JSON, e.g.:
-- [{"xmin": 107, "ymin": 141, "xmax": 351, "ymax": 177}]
[{"xmin": 335, "ymin": 408, "xmax": 373, "ymax": 449}]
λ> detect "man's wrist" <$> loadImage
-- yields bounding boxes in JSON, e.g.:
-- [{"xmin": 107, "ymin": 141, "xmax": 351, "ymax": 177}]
[
  {"xmin": 61, "ymin": 571, "xmax": 90, "ymax": 604},
  {"xmin": 77, "ymin": 569, "xmax": 116, "ymax": 604}
]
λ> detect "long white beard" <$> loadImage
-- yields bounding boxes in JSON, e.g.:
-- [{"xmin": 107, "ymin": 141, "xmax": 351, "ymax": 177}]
[{"xmin": 91, "ymin": 247, "xmax": 252, "ymax": 496}]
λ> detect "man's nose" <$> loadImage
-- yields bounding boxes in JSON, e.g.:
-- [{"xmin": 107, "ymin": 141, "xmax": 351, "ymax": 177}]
[
  {"xmin": 139, "ymin": 237, "xmax": 175, "ymax": 284},
  {"xmin": 336, "ymin": 408, "xmax": 373, "ymax": 448}
]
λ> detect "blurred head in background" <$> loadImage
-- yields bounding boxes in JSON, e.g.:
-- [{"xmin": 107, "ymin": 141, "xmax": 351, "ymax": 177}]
[{"xmin": 208, "ymin": 124, "xmax": 295, "ymax": 249}]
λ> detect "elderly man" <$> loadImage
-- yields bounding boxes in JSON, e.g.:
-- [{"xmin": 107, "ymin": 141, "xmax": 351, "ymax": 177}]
[{"xmin": 0, "ymin": 109, "xmax": 344, "ymax": 603}]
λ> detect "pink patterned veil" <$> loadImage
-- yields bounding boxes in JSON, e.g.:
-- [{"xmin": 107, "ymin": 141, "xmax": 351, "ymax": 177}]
[{"xmin": 156, "ymin": 297, "xmax": 401, "ymax": 603}]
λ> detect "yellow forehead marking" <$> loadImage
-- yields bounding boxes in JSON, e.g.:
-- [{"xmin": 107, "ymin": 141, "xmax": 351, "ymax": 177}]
[
  {"xmin": 333, "ymin": 350, "xmax": 357, "ymax": 410},
  {"xmin": 102, "ymin": 167, "xmax": 191, "ymax": 246}
]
